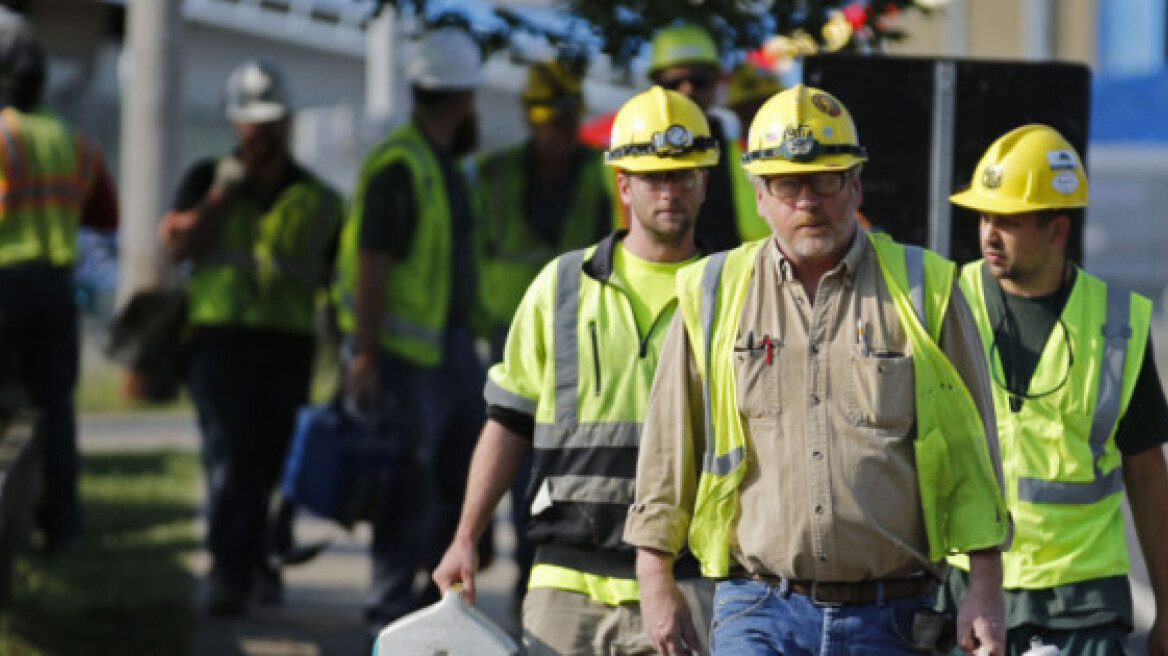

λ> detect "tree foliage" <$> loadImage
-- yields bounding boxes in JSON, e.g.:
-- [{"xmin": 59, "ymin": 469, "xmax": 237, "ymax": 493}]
[{"xmin": 374, "ymin": 0, "xmax": 937, "ymax": 68}]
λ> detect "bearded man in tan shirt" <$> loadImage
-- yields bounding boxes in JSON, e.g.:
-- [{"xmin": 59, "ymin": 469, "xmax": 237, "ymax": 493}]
[{"xmin": 623, "ymin": 85, "xmax": 1011, "ymax": 656}]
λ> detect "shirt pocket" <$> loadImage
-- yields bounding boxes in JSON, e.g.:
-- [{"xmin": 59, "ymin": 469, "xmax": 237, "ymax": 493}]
[
  {"xmin": 847, "ymin": 348, "xmax": 914, "ymax": 433},
  {"xmin": 734, "ymin": 338, "xmax": 781, "ymax": 418}
]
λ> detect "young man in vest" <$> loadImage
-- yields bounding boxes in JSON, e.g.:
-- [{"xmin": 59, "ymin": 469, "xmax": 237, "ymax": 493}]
[
  {"xmin": 0, "ymin": 37, "xmax": 119, "ymax": 552},
  {"xmin": 941, "ymin": 124, "xmax": 1168, "ymax": 655},
  {"xmin": 624, "ymin": 84, "xmax": 1011, "ymax": 655},
  {"xmin": 433, "ymin": 86, "xmax": 717, "ymax": 656},
  {"xmin": 336, "ymin": 27, "xmax": 487, "ymax": 633},
  {"xmin": 160, "ymin": 60, "xmax": 343, "ymax": 616},
  {"xmin": 642, "ymin": 23, "xmax": 769, "ymax": 252},
  {"xmin": 470, "ymin": 59, "xmax": 612, "ymax": 606}
]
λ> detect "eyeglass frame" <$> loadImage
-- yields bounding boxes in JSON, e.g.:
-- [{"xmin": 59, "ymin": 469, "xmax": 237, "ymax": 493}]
[
  {"xmin": 623, "ymin": 168, "xmax": 704, "ymax": 190},
  {"xmin": 760, "ymin": 169, "xmax": 856, "ymax": 200}
]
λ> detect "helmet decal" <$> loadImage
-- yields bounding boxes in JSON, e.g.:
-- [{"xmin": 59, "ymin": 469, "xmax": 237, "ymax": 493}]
[
  {"xmin": 811, "ymin": 93, "xmax": 841, "ymax": 117},
  {"xmin": 1047, "ymin": 150, "xmax": 1077, "ymax": 171},
  {"xmin": 1052, "ymin": 171, "xmax": 1080, "ymax": 194},
  {"xmin": 982, "ymin": 165, "xmax": 1003, "ymax": 190}
]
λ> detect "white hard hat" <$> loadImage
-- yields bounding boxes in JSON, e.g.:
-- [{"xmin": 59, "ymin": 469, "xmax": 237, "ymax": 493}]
[
  {"xmin": 406, "ymin": 27, "xmax": 483, "ymax": 90},
  {"xmin": 225, "ymin": 60, "xmax": 290, "ymax": 123}
]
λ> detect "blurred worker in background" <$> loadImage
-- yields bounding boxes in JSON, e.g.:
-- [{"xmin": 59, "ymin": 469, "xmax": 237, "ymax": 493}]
[
  {"xmin": 159, "ymin": 59, "xmax": 343, "ymax": 616},
  {"xmin": 644, "ymin": 23, "xmax": 770, "ymax": 251},
  {"xmin": 470, "ymin": 59, "xmax": 612, "ymax": 608},
  {"xmin": 335, "ymin": 27, "xmax": 486, "ymax": 634},
  {"xmin": 941, "ymin": 124, "xmax": 1168, "ymax": 655},
  {"xmin": 724, "ymin": 62, "xmax": 782, "ymax": 151},
  {"xmin": 0, "ymin": 36, "xmax": 119, "ymax": 552},
  {"xmin": 433, "ymin": 86, "xmax": 718, "ymax": 656}
]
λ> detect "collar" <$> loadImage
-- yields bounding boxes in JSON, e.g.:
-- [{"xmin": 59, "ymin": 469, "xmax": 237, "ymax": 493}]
[{"xmin": 582, "ymin": 229, "xmax": 628, "ymax": 283}]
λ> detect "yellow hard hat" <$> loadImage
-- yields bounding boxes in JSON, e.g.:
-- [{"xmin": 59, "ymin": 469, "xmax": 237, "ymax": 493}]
[
  {"xmin": 521, "ymin": 61, "xmax": 584, "ymax": 123},
  {"xmin": 648, "ymin": 24, "xmax": 720, "ymax": 78},
  {"xmin": 726, "ymin": 63, "xmax": 782, "ymax": 107},
  {"xmin": 950, "ymin": 124, "xmax": 1087, "ymax": 214},
  {"xmin": 741, "ymin": 83, "xmax": 867, "ymax": 175},
  {"xmin": 604, "ymin": 86, "xmax": 719, "ymax": 172}
]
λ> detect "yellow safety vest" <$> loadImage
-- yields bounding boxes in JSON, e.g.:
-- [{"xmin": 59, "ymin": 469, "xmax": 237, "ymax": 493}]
[
  {"xmin": 955, "ymin": 261, "xmax": 1150, "ymax": 589},
  {"xmin": 471, "ymin": 143, "xmax": 608, "ymax": 328},
  {"xmin": 333, "ymin": 121, "xmax": 453, "ymax": 366},
  {"xmin": 188, "ymin": 165, "xmax": 341, "ymax": 332},
  {"xmin": 678, "ymin": 233, "xmax": 1007, "ymax": 577},
  {"xmin": 485, "ymin": 231, "xmax": 693, "ymax": 603},
  {"xmin": 0, "ymin": 107, "xmax": 96, "ymax": 267}
]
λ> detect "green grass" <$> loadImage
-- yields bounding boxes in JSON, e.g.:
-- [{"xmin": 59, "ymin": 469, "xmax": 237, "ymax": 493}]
[{"xmin": 0, "ymin": 449, "xmax": 200, "ymax": 656}]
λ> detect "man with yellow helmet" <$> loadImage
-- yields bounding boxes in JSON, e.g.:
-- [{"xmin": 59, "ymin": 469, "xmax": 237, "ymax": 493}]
[
  {"xmin": 940, "ymin": 124, "xmax": 1168, "ymax": 655},
  {"xmin": 469, "ymin": 59, "xmax": 612, "ymax": 607},
  {"xmin": 624, "ymin": 84, "xmax": 1010, "ymax": 655},
  {"xmin": 641, "ymin": 23, "xmax": 770, "ymax": 252},
  {"xmin": 434, "ymin": 86, "xmax": 716, "ymax": 655}
]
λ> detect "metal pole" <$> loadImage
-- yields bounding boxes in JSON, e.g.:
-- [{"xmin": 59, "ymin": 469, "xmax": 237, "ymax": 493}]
[{"xmin": 117, "ymin": 0, "xmax": 183, "ymax": 304}]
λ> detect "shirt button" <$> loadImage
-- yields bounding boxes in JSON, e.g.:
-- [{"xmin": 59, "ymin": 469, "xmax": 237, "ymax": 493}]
[
  {"xmin": 812, "ymin": 451, "xmax": 823, "ymax": 460},
  {"xmin": 810, "ymin": 394, "xmax": 820, "ymax": 405},
  {"xmin": 814, "ymin": 505, "xmax": 824, "ymax": 515},
  {"xmin": 809, "ymin": 343, "xmax": 818, "ymax": 355}
]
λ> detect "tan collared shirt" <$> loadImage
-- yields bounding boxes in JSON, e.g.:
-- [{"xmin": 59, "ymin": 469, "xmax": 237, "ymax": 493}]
[{"xmin": 624, "ymin": 233, "xmax": 997, "ymax": 582}]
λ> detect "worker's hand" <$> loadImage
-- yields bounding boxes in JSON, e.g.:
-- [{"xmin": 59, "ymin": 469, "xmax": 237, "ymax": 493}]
[
  {"xmin": 1148, "ymin": 614, "xmax": 1168, "ymax": 656},
  {"xmin": 432, "ymin": 537, "xmax": 479, "ymax": 604},
  {"xmin": 344, "ymin": 352, "xmax": 379, "ymax": 414},
  {"xmin": 212, "ymin": 155, "xmax": 246, "ymax": 194},
  {"xmin": 637, "ymin": 551, "xmax": 698, "ymax": 656},
  {"xmin": 956, "ymin": 568, "xmax": 1005, "ymax": 655}
]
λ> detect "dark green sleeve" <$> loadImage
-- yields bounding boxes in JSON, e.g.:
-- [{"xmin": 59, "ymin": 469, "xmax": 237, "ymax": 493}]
[
  {"xmin": 358, "ymin": 161, "xmax": 417, "ymax": 260},
  {"xmin": 1115, "ymin": 338, "xmax": 1168, "ymax": 455}
]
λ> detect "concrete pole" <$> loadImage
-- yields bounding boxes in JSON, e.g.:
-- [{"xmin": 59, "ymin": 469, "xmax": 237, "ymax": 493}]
[{"xmin": 117, "ymin": 0, "xmax": 183, "ymax": 304}]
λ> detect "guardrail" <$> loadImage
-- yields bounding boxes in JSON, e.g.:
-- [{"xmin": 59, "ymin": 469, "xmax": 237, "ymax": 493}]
[{"xmin": 0, "ymin": 410, "xmax": 41, "ymax": 608}]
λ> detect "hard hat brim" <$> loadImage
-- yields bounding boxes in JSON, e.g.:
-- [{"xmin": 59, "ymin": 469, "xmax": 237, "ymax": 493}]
[
  {"xmin": 949, "ymin": 187, "xmax": 1088, "ymax": 215},
  {"xmin": 227, "ymin": 102, "xmax": 288, "ymax": 124},
  {"xmin": 742, "ymin": 155, "xmax": 864, "ymax": 176},
  {"xmin": 607, "ymin": 151, "xmax": 719, "ymax": 172}
]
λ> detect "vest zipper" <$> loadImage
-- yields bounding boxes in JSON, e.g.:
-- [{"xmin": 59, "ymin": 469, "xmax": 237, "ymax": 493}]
[{"xmin": 589, "ymin": 320, "xmax": 601, "ymax": 396}]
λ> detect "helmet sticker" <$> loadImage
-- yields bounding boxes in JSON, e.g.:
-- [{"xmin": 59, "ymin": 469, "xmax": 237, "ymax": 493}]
[
  {"xmin": 1051, "ymin": 170, "xmax": 1080, "ymax": 194},
  {"xmin": 982, "ymin": 165, "xmax": 1003, "ymax": 189},
  {"xmin": 811, "ymin": 93, "xmax": 841, "ymax": 117},
  {"xmin": 1046, "ymin": 150, "xmax": 1078, "ymax": 171},
  {"xmin": 822, "ymin": 125, "xmax": 834, "ymax": 138}
]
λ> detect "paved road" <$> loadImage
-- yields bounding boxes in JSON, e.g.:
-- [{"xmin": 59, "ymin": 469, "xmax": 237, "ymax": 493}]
[{"xmin": 79, "ymin": 411, "xmax": 1160, "ymax": 655}]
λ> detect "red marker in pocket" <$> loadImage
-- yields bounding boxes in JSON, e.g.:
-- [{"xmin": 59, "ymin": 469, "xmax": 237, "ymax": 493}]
[{"xmin": 764, "ymin": 334, "xmax": 773, "ymax": 365}]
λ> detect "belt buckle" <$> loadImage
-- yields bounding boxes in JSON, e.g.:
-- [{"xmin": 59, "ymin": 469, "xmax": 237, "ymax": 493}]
[{"xmin": 809, "ymin": 580, "xmax": 846, "ymax": 607}]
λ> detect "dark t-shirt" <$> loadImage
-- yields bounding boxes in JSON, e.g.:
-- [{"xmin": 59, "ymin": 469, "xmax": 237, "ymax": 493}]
[
  {"xmin": 983, "ymin": 266, "xmax": 1168, "ymax": 455},
  {"xmin": 693, "ymin": 116, "xmax": 740, "ymax": 254},
  {"xmin": 357, "ymin": 145, "xmax": 476, "ymax": 328},
  {"xmin": 522, "ymin": 143, "xmax": 610, "ymax": 247}
]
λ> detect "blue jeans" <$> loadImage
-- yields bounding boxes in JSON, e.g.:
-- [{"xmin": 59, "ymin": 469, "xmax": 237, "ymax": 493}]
[
  {"xmin": 711, "ymin": 578, "xmax": 932, "ymax": 656},
  {"xmin": 364, "ymin": 327, "xmax": 485, "ymax": 626}
]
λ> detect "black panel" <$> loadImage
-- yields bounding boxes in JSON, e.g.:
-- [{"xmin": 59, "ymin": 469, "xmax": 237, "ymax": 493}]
[{"xmin": 803, "ymin": 55, "xmax": 1090, "ymax": 265}]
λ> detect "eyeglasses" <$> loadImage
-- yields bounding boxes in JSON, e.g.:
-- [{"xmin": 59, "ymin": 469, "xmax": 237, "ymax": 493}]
[
  {"xmin": 628, "ymin": 169, "xmax": 701, "ymax": 190},
  {"xmin": 658, "ymin": 72, "xmax": 716, "ymax": 91},
  {"xmin": 989, "ymin": 315, "xmax": 1075, "ymax": 412},
  {"xmin": 762, "ymin": 171, "xmax": 852, "ymax": 200}
]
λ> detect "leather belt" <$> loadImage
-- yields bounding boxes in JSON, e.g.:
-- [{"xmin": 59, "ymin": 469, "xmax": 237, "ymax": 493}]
[{"xmin": 748, "ymin": 573, "xmax": 936, "ymax": 606}]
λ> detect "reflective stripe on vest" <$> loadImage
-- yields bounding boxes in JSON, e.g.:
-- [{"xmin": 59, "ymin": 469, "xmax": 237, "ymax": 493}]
[
  {"xmin": 1016, "ymin": 285, "xmax": 1130, "ymax": 504},
  {"xmin": 536, "ymin": 247, "xmax": 640, "ymax": 504},
  {"xmin": 904, "ymin": 244, "xmax": 927, "ymax": 331},
  {"xmin": 698, "ymin": 250, "xmax": 740, "ymax": 475}
]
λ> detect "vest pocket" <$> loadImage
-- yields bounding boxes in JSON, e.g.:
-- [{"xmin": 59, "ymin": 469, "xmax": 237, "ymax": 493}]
[
  {"xmin": 734, "ymin": 339, "xmax": 781, "ymax": 418},
  {"xmin": 847, "ymin": 348, "xmax": 914, "ymax": 433}
]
